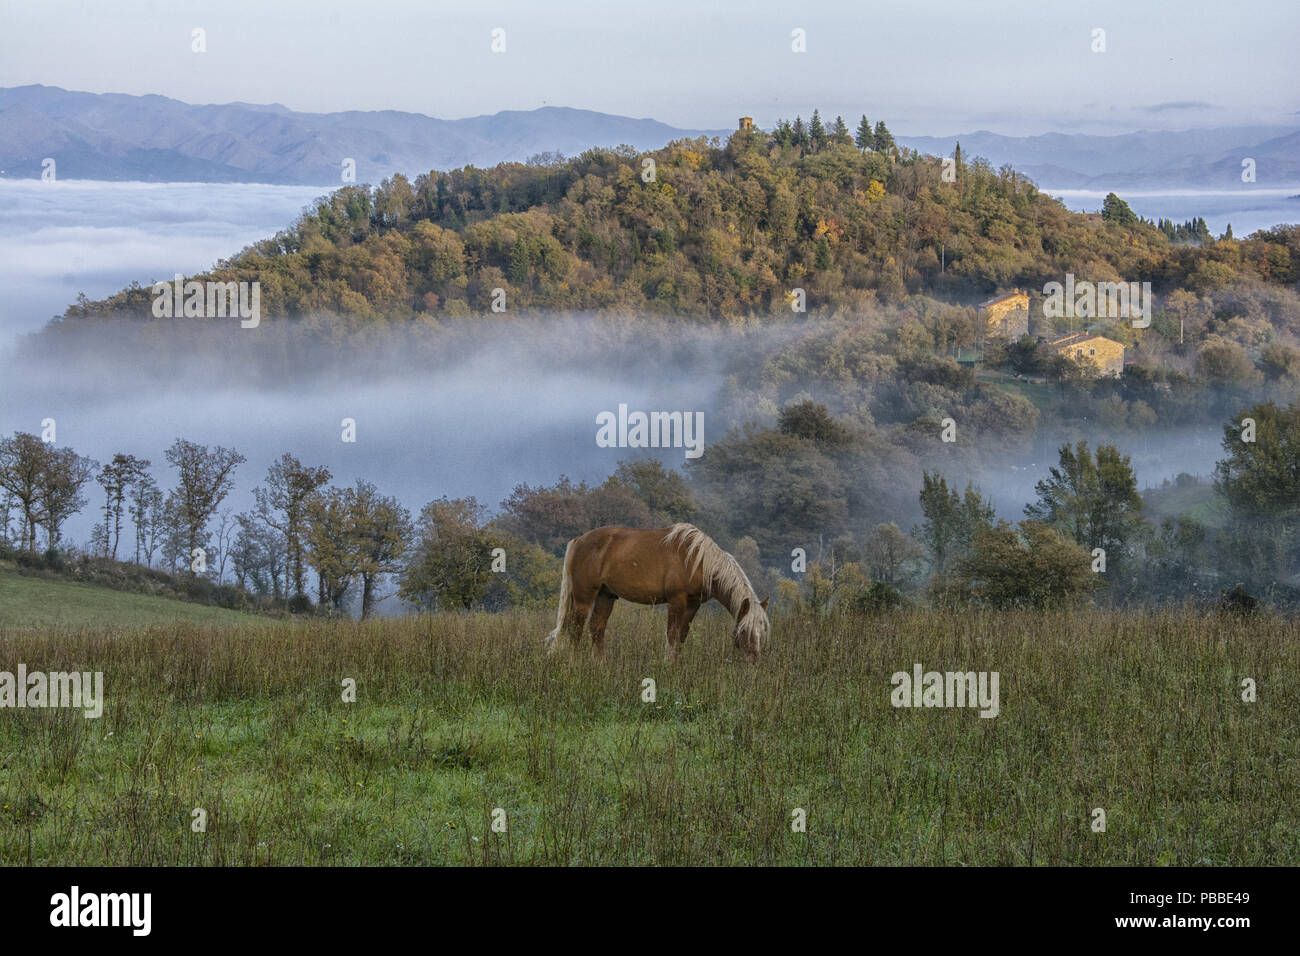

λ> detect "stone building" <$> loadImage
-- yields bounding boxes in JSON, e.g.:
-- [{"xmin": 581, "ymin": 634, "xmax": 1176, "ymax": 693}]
[
  {"xmin": 1046, "ymin": 332, "xmax": 1125, "ymax": 377},
  {"xmin": 979, "ymin": 289, "xmax": 1030, "ymax": 340}
]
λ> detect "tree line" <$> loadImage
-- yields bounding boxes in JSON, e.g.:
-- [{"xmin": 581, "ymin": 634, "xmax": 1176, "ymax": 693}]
[{"xmin": 3, "ymin": 396, "xmax": 1298, "ymax": 615}]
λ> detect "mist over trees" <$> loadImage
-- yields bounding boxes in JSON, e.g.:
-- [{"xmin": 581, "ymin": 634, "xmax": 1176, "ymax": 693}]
[
  {"xmin": 7, "ymin": 117, "xmax": 1300, "ymax": 617},
  {"xmin": 5, "ymin": 388, "xmax": 1300, "ymax": 615}
]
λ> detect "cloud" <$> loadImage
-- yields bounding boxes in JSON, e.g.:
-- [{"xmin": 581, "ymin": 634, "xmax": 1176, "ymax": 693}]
[{"xmin": 1144, "ymin": 101, "xmax": 1214, "ymax": 113}]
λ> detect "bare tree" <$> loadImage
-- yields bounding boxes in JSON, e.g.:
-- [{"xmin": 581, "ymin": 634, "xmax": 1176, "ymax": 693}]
[
  {"xmin": 96, "ymin": 453, "xmax": 150, "ymax": 559},
  {"xmin": 163, "ymin": 438, "xmax": 246, "ymax": 574},
  {"xmin": 212, "ymin": 507, "xmax": 235, "ymax": 584},
  {"xmin": 130, "ymin": 476, "xmax": 163, "ymax": 566}
]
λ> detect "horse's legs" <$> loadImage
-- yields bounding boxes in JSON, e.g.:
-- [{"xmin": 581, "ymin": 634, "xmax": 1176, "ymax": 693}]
[
  {"xmin": 565, "ymin": 585, "xmax": 599, "ymax": 652},
  {"xmin": 665, "ymin": 597, "xmax": 688, "ymax": 661},
  {"xmin": 588, "ymin": 589, "xmax": 617, "ymax": 657},
  {"xmin": 679, "ymin": 597, "xmax": 701, "ymax": 645}
]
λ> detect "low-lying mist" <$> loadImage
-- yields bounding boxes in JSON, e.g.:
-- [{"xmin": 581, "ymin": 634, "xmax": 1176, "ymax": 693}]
[{"xmin": 1, "ymin": 312, "xmax": 1230, "ymax": 552}]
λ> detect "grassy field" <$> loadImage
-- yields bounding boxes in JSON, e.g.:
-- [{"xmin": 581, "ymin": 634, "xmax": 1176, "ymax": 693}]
[
  {"xmin": 0, "ymin": 570, "xmax": 264, "ymax": 630},
  {"xmin": 0, "ymin": 603, "xmax": 1296, "ymax": 866},
  {"xmin": 1141, "ymin": 482, "xmax": 1232, "ymax": 530}
]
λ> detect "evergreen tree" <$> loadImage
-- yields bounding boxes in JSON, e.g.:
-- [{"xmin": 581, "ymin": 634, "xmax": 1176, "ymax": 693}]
[
  {"xmin": 873, "ymin": 120, "xmax": 896, "ymax": 157},
  {"xmin": 815, "ymin": 235, "xmax": 832, "ymax": 270},
  {"xmin": 1101, "ymin": 192, "xmax": 1139, "ymax": 227},
  {"xmin": 809, "ymin": 110, "xmax": 827, "ymax": 152},
  {"xmin": 854, "ymin": 115, "xmax": 872, "ymax": 150},
  {"xmin": 792, "ymin": 115, "xmax": 808, "ymax": 151},
  {"xmin": 832, "ymin": 115, "xmax": 851, "ymax": 146}
]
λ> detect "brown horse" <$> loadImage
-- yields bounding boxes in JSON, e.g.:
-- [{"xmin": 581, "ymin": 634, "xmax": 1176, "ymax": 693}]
[{"xmin": 545, "ymin": 523, "xmax": 769, "ymax": 661}]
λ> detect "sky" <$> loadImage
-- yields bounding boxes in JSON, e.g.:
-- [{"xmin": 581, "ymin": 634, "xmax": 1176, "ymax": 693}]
[{"xmin": 1, "ymin": 0, "xmax": 1296, "ymax": 136}]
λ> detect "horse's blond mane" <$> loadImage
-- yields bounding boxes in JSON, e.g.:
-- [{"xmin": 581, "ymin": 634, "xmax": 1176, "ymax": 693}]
[{"xmin": 663, "ymin": 523, "xmax": 760, "ymax": 611}]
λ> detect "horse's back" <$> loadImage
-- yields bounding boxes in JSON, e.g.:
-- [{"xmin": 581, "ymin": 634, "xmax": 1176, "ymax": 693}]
[{"xmin": 569, "ymin": 525, "xmax": 689, "ymax": 604}]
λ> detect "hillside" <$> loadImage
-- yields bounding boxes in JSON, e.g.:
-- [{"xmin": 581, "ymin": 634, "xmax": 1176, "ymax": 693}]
[
  {"xmin": 0, "ymin": 570, "xmax": 266, "ymax": 630},
  {"xmin": 56, "ymin": 125, "xmax": 1300, "ymax": 327}
]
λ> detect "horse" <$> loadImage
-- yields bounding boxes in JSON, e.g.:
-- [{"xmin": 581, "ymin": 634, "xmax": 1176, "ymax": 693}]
[{"xmin": 545, "ymin": 523, "xmax": 769, "ymax": 661}]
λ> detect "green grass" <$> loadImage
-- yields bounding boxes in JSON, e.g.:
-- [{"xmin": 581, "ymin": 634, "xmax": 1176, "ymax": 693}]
[
  {"xmin": 1142, "ymin": 482, "xmax": 1232, "ymax": 530},
  {"xmin": 976, "ymin": 371, "xmax": 1052, "ymax": 411},
  {"xmin": 0, "ymin": 570, "xmax": 263, "ymax": 630},
  {"xmin": 0, "ymin": 605, "xmax": 1296, "ymax": 866}
]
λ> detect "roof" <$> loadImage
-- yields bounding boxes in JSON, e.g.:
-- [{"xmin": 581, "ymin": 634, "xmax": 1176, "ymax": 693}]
[
  {"xmin": 1047, "ymin": 332, "xmax": 1121, "ymax": 349},
  {"xmin": 978, "ymin": 289, "xmax": 1029, "ymax": 309}
]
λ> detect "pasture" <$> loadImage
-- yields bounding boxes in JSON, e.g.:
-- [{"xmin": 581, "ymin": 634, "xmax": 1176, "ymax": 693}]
[
  {"xmin": 0, "ymin": 570, "xmax": 265, "ymax": 630},
  {"xmin": 1, "ymin": 604, "xmax": 1296, "ymax": 865}
]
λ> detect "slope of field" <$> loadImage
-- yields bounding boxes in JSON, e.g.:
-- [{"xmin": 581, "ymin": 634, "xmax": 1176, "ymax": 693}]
[
  {"xmin": 0, "ymin": 570, "xmax": 263, "ymax": 630},
  {"xmin": 1, "ymin": 605, "xmax": 1294, "ymax": 866},
  {"xmin": 1142, "ymin": 481, "xmax": 1232, "ymax": 530}
]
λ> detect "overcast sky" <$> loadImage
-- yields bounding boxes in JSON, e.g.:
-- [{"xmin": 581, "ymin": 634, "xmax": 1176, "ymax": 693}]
[{"xmin": 2, "ymin": 0, "xmax": 1296, "ymax": 135}]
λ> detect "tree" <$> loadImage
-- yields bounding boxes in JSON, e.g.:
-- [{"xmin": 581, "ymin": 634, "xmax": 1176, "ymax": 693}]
[
  {"xmin": 129, "ymin": 475, "xmax": 164, "ymax": 566},
  {"xmin": 777, "ymin": 399, "xmax": 853, "ymax": 447},
  {"xmin": 1101, "ymin": 192, "xmax": 1139, "ymax": 227},
  {"xmin": 0, "ymin": 432, "xmax": 47, "ymax": 551},
  {"xmin": 304, "ymin": 486, "xmax": 357, "ymax": 611},
  {"xmin": 349, "ymin": 479, "xmax": 412, "ymax": 618},
  {"xmin": 1025, "ymin": 442, "xmax": 1144, "ymax": 568},
  {"xmin": 832, "ymin": 115, "xmax": 851, "ymax": 146},
  {"xmin": 608, "ymin": 459, "xmax": 697, "ymax": 523},
  {"xmin": 864, "ymin": 522, "xmax": 922, "ymax": 586},
  {"xmin": 212, "ymin": 507, "xmax": 235, "ymax": 584},
  {"xmin": 809, "ymin": 110, "xmax": 827, "ymax": 152},
  {"xmin": 400, "ymin": 496, "xmax": 497, "ymax": 611},
  {"xmin": 873, "ymin": 121, "xmax": 896, "ymax": 157},
  {"xmin": 1215, "ymin": 401, "xmax": 1300, "ymax": 516},
  {"xmin": 915, "ymin": 472, "xmax": 995, "ymax": 580},
  {"xmin": 854, "ymin": 115, "xmax": 872, "ymax": 151},
  {"xmin": 958, "ymin": 520, "xmax": 1101, "ymax": 608},
  {"xmin": 233, "ymin": 511, "xmax": 286, "ymax": 597},
  {"xmin": 96, "ymin": 453, "xmax": 150, "ymax": 559},
  {"xmin": 252, "ymin": 453, "xmax": 332, "ymax": 599},
  {"xmin": 792, "ymin": 116, "xmax": 808, "ymax": 151},
  {"xmin": 164, "ymin": 438, "xmax": 246, "ymax": 573},
  {"xmin": 37, "ymin": 445, "xmax": 95, "ymax": 548}
]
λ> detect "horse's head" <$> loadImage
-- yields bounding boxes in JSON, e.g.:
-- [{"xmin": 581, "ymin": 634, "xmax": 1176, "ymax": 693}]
[{"xmin": 732, "ymin": 596, "xmax": 769, "ymax": 662}]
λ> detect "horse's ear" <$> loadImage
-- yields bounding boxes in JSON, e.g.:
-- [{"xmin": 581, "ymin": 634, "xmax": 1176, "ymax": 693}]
[
  {"xmin": 738, "ymin": 597, "xmax": 750, "ymax": 618},
  {"xmin": 760, "ymin": 596, "xmax": 769, "ymax": 611}
]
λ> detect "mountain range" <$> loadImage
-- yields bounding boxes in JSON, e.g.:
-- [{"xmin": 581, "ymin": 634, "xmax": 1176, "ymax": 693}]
[
  {"xmin": 2, "ymin": 85, "xmax": 1298, "ymax": 189},
  {"xmin": 0, "ymin": 85, "xmax": 727, "ymax": 184}
]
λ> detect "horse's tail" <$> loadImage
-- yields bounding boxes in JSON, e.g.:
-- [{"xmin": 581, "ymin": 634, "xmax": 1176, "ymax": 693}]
[{"xmin": 545, "ymin": 538, "xmax": 576, "ymax": 653}]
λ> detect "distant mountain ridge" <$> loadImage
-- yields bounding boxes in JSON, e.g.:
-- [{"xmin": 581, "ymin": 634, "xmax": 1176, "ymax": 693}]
[
  {"xmin": 0, "ymin": 85, "xmax": 729, "ymax": 185},
  {"xmin": 2, "ymin": 85, "xmax": 1298, "ymax": 189},
  {"xmin": 897, "ymin": 126, "xmax": 1300, "ymax": 188}
]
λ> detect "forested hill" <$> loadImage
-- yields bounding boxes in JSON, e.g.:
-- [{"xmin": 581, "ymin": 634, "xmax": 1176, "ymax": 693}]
[{"xmin": 61, "ymin": 122, "xmax": 1299, "ymax": 324}]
